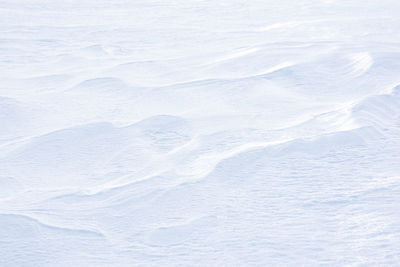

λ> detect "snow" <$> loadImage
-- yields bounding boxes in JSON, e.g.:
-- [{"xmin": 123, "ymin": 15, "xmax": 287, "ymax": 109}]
[{"xmin": 1, "ymin": 0, "xmax": 400, "ymax": 266}]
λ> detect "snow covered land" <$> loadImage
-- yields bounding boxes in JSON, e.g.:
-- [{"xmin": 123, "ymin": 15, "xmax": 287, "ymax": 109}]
[{"xmin": 1, "ymin": 0, "xmax": 400, "ymax": 265}]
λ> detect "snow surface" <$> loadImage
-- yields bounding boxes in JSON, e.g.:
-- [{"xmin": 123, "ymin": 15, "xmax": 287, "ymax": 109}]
[{"xmin": 1, "ymin": 0, "xmax": 400, "ymax": 266}]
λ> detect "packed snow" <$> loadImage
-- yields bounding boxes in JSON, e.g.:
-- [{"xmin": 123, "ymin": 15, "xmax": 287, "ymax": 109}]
[{"xmin": 1, "ymin": 0, "xmax": 400, "ymax": 266}]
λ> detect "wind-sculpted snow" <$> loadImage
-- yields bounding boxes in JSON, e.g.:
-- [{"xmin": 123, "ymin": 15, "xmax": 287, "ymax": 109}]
[{"xmin": 1, "ymin": 0, "xmax": 400, "ymax": 266}]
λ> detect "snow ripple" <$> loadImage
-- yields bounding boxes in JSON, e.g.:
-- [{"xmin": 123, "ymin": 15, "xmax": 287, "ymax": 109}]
[{"xmin": 1, "ymin": 0, "xmax": 400, "ymax": 266}]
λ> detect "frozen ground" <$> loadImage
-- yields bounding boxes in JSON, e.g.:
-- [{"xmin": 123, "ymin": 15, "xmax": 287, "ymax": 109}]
[{"xmin": 1, "ymin": 0, "xmax": 400, "ymax": 266}]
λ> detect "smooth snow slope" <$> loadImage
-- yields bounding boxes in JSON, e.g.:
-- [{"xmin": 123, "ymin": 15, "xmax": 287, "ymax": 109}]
[{"xmin": 1, "ymin": 0, "xmax": 400, "ymax": 266}]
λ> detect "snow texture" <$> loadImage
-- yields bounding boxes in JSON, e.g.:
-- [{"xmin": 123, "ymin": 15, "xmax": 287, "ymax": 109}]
[{"xmin": 1, "ymin": 0, "xmax": 400, "ymax": 266}]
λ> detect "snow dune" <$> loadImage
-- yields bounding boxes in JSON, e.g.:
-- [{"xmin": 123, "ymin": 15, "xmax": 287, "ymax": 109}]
[{"xmin": 1, "ymin": 0, "xmax": 400, "ymax": 266}]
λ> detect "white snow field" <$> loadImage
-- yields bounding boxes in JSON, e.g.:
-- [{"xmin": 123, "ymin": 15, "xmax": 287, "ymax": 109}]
[{"xmin": 1, "ymin": 0, "xmax": 400, "ymax": 266}]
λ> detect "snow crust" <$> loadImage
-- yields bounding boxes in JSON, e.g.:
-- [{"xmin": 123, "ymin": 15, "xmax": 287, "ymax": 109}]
[{"xmin": 1, "ymin": 0, "xmax": 400, "ymax": 265}]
